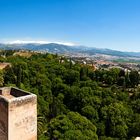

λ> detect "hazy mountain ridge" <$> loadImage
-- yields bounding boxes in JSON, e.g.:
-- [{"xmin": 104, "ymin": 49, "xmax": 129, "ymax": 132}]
[
  {"xmin": 83, "ymin": 48, "xmax": 140, "ymax": 57},
  {"xmin": 0, "ymin": 43, "xmax": 140, "ymax": 58}
]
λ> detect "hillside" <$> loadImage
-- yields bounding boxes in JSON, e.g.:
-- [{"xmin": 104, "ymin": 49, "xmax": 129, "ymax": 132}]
[
  {"xmin": 0, "ymin": 42, "xmax": 140, "ymax": 58},
  {"xmin": 0, "ymin": 51, "xmax": 140, "ymax": 139}
]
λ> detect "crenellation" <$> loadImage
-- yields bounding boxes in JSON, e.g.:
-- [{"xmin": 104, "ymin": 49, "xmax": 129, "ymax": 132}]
[{"xmin": 9, "ymin": 95, "xmax": 37, "ymax": 107}]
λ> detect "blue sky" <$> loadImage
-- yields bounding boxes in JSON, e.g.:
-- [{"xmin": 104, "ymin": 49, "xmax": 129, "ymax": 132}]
[{"xmin": 0, "ymin": 0, "xmax": 140, "ymax": 51}]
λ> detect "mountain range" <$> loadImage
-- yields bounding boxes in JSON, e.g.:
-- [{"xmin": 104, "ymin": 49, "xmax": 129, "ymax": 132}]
[{"xmin": 0, "ymin": 42, "xmax": 140, "ymax": 58}]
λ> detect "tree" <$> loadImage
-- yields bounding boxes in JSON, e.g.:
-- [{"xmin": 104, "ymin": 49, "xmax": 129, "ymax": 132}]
[
  {"xmin": 81, "ymin": 105, "xmax": 99, "ymax": 123},
  {"xmin": 129, "ymin": 114, "xmax": 140, "ymax": 137},
  {"xmin": 80, "ymin": 67, "xmax": 89, "ymax": 81},
  {"xmin": 47, "ymin": 112, "xmax": 98, "ymax": 140},
  {"xmin": 63, "ymin": 69, "xmax": 79, "ymax": 85},
  {"xmin": 16, "ymin": 64, "xmax": 22, "ymax": 88},
  {"xmin": 0, "ymin": 70, "xmax": 4, "ymax": 87},
  {"xmin": 129, "ymin": 71, "xmax": 139, "ymax": 87},
  {"xmin": 119, "ymin": 69, "xmax": 125, "ymax": 77},
  {"xmin": 117, "ymin": 76, "xmax": 125, "ymax": 87},
  {"xmin": 101, "ymin": 102, "xmax": 131, "ymax": 138},
  {"xmin": 64, "ymin": 86, "xmax": 81, "ymax": 111}
]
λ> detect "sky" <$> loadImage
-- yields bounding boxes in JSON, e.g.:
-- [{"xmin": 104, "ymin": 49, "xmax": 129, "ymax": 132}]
[{"xmin": 0, "ymin": 0, "xmax": 140, "ymax": 52}]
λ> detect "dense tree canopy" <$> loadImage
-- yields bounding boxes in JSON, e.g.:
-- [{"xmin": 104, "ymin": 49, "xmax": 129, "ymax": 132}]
[{"xmin": 1, "ymin": 51, "xmax": 140, "ymax": 140}]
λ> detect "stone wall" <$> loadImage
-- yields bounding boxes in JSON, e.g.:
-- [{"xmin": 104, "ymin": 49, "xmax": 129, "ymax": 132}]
[
  {"xmin": 9, "ymin": 95, "xmax": 37, "ymax": 140},
  {"xmin": 0, "ymin": 87, "xmax": 37, "ymax": 140},
  {"xmin": 0, "ymin": 98, "xmax": 8, "ymax": 140}
]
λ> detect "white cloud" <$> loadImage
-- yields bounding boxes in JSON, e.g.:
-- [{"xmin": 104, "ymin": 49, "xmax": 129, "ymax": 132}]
[{"xmin": 4, "ymin": 40, "xmax": 76, "ymax": 46}]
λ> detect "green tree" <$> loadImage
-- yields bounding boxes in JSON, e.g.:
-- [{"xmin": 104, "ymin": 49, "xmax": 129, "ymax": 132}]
[
  {"xmin": 0, "ymin": 70, "xmax": 4, "ymax": 87},
  {"xmin": 63, "ymin": 69, "xmax": 79, "ymax": 85},
  {"xmin": 129, "ymin": 70, "xmax": 139, "ymax": 87},
  {"xmin": 101, "ymin": 102, "xmax": 131, "ymax": 138},
  {"xmin": 81, "ymin": 105, "xmax": 99, "ymax": 123},
  {"xmin": 47, "ymin": 112, "xmax": 98, "ymax": 140}
]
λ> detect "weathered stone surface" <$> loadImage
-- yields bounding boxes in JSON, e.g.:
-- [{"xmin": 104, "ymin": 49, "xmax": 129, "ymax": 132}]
[
  {"xmin": 0, "ymin": 101, "xmax": 8, "ymax": 140},
  {"xmin": 0, "ymin": 87, "xmax": 37, "ymax": 140}
]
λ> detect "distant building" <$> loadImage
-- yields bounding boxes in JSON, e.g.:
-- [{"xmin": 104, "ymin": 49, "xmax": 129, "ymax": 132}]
[
  {"xmin": 0, "ymin": 87, "xmax": 37, "ymax": 140},
  {"xmin": 0, "ymin": 63, "xmax": 11, "ymax": 70}
]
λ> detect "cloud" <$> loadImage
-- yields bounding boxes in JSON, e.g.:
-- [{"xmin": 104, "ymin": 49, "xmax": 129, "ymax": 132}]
[{"xmin": 4, "ymin": 40, "xmax": 76, "ymax": 46}]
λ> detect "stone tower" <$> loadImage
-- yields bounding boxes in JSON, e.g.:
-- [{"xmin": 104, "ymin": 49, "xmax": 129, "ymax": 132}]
[{"xmin": 0, "ymin": 87, "xmax": 37, "ymax": 140}]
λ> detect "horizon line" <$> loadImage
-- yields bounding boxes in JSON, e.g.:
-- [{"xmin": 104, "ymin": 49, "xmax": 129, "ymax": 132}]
[{"xmin": 0, "ymin": 39, "xmax": 140, "ymax": 53}]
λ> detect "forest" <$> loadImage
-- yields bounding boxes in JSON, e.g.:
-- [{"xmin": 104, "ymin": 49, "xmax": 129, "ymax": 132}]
[{"xmin": 0, "ymin": 50, "xmax": 140, "ymax": 140}]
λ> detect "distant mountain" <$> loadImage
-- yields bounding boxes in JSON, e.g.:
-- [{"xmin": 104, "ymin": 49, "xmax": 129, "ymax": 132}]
[
  {"xmin": 0, "ymin": 43, "xmax": 87, "ymax": 53},
  {"xmin": 0, "ymin": 42, "xmax": 140, "ymax": 58},
  {"xmin": 82, "ymin": 48, "xmax": 140, "ymax": 58}
]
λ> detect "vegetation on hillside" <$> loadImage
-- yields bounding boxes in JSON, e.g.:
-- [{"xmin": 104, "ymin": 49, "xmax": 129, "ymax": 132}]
[{"xmin": 0, "ymin": 50, "xmax": 140, "ymax": 140}]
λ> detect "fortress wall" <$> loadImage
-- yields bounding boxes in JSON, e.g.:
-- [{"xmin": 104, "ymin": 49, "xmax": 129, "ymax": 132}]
[
  {"xmin": 9, "ymin": 95, "xmax": 37, "ymax": 140},
  {"xmin": 0, "ymin": 87, "xmax": 37, "ymax": 140},
  {"xmin": 0, "ymin": 98, "xmax": 8, "ymax": 140}
]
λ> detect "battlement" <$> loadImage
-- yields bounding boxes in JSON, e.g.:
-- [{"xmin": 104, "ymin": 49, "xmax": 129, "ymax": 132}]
[{"xmin": 0, "ymin": 87, "xmax": 33, "ymax": 100}]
